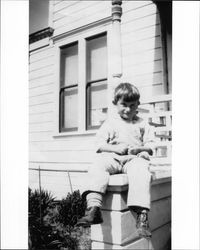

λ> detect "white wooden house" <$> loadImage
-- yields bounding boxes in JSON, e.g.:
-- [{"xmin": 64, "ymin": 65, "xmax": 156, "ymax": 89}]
[{"xmin": 29, "ymin": 0, "xmax": 172, "ymax": 199}]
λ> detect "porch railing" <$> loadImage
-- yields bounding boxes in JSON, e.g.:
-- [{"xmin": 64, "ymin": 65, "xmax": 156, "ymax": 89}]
[{"xmin": 139, "ymin": 94, "xmax": 172, "ymax": 159}]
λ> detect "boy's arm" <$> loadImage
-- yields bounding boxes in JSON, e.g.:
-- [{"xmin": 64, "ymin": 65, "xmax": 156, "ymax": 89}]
[
  {"xmin": 128, "ymin": 120, "xmax": 155, "ymax": 156},
  {"xmin": 97, "ymin": 143, "xmax": 129, "ymax": 155},
  {"xmin": 128, "ymin": 146, "xmax": 153, "ymax": 156},
  {"xmin": 95, "ymin": 120, "xmax": 129, "ymax": 155}
]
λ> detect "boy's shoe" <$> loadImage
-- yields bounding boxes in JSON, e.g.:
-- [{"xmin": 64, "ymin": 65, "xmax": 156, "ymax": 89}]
[
  {"xmin": 136, "ymin": 210, "xmax": 152, "ymax": 238},
  {"xmin": 76, "ymin": 206, "xmax": 103, "ymax": 227}
]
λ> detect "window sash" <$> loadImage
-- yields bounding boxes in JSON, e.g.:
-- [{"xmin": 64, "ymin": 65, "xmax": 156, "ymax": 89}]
[
  {"xmin": 58, "ymin": 31, "xmax": 108, "ymax": 133},
  {"xmin": 86, "ymin": 32, "xmax": 107, "ymax": 82},
  {"xmin": 86, "ymin": 78, "xmax": 108, "ymax": 130},
  {"xmin": 60, "ymin": 42, "xmax": 78, "ymax": 87},
  {"xmin": 60, "ymin": 85, "xmax": 78, "ymax": 132}
]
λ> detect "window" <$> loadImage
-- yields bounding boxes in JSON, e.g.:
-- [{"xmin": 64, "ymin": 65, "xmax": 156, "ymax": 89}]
[
  {"xmin": 86, "ymin": 33, "xmax": 108, "ymax": 129},
  {"xmin": 58, "ymin": 31, "xmax": 108, "ymax": 134},
  {"xmin": 60, "ymin": 42, "xmax": 78, "ymax": 132}
]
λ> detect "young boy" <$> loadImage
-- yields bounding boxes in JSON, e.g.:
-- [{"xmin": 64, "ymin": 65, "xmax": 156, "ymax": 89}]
[{"xmin": 77, "ymin": 82, "xmax": 155, "ymax": 238}]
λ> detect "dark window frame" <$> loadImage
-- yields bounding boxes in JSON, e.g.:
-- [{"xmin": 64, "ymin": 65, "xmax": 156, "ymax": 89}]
[
  {"xmin": 86, "ymin": 32, "xmax": 108, "ymax": 130},
  {"xmin": 59, "ymin": 42, "xmax": 79, "ymax": 132},
  {"xmin": 59, "ymin": 84, "xmax": 78, "ymax": 132},
  {"xmin": 86, "ymin": 78, "xmax": 108, "ymax": 130}
]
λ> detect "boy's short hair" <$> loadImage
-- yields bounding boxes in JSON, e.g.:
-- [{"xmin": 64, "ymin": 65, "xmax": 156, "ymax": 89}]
[{"xmin": 112, "ymin": 82, "xmax": 140, "ymax": 105}]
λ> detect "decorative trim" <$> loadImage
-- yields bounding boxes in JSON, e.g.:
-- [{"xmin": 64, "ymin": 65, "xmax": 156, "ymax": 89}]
[
  {"xmin": 29, "ymin": 27, "xmax": 54, "ymax": 44},
  {"xmin": 52, "ymin": 17, "xmax": 112, "ymax": 42},
  {"xmin": 112, "ymin": 0, "xmax": 122, "ymax": 22}
]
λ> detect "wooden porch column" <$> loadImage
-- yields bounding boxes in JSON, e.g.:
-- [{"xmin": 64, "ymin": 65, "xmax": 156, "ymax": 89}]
[
  {"xmin": 108, "ymin": 0, "xmax": 123, "ymax": 113},
  {"xmin": 111, "ymin": 0, "xmax": 122, "ymax": 78}
]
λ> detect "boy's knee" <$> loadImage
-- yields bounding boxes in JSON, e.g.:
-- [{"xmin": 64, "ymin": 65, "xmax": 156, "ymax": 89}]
[
  {"xmin": 129, "ymin": 157, "xmax": 149, "ymax": 166},
  {"xmin": 94, "ymin": 153, "xmax": 116, "ymax": 169},
  {"xmin": 125, "ymin": 157, "xmax": 149, "ymax": 173}
]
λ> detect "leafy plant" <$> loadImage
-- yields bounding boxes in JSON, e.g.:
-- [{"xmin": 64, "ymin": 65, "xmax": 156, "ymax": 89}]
[
  {"xmin": 58, "ymin": 190, "xmax": 86, "ymax": 229},
  {"xmin": 29, "ymin": 188, "xmax": 60, "ymax": 249},
  {"xmin": 28, "ymin": 188, "xmax": 89, "ymax": 250}
]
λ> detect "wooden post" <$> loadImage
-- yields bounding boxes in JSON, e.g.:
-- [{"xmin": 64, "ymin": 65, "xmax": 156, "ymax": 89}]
[
  {"xmin": 111, "ymin": 0, "xmax": 122, "ymax": 78},
  {"xmin": 108, "ymin": 0, "xmax": 123, "ymax": 114}
]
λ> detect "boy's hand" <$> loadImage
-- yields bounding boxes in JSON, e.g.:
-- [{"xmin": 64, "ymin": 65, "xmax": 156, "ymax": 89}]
[
  {"xmin": 108, "ymin": 131, "xmax": 118, "ymax": 144},
  {"xmin": 114, "ymin": 143, "xmax": 129, "ymax": 155},
  {"xmin": 128, "ymin": 146, "xmax": 139, "ymax": 155},
  {"xmin": 137, "ymin": 151, "xmax": 150, "ymax": 161}
]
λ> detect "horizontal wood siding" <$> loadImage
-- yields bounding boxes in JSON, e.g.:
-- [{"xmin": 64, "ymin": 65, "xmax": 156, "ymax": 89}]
[
  {"xmin": 29, "ymin": 42, "xmax": 94, "ymax": 195},
  {"xmin": 29, "ymin": 1, "xmax": 169, "ymax": 197},
  {"xmin": 29, "ymin": 168, "xmax": 88, "ymax": 199},
  {"xmin": 52, "ymin": 1, "xmax": 111, "ymax": 37},
  {"xmin": 121, "ymin": 1, "xmax": 165, "ymax": 97},
  {"xmin": 29, "ymin": 1, "xmax": 112, "ymax": 195}
]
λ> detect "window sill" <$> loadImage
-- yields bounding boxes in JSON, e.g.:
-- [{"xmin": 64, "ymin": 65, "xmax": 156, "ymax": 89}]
[{"xmin": 53, "ymin": 129, "xmax": 98, "ymax": 138}]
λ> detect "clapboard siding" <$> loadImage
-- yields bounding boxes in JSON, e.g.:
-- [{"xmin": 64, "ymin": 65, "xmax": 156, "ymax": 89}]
[
  {"xmin": 121, "ymin": 1, "xmax": 165, "ymax": 97},
  {"xmin": 29, "ymin": 64, "xmax": 54, "ymax": 80},
  {"xmin": 123, "ymin": 61, "xmax": 163, "ymax": 79},
  {"xmin": 53, "ymin": 1, "xmax": 111, "ymax": 37},
  {"xmin": 29, "ymin": 138, "xmax": 96, "ymax": 152},
  {"xmin": 30, "ymin": 150, "xmax": 95, "ymax": 163},
  {"xmin": 138, "ymin": 84, "xmax": 164, "ymax": 97},
  {"xmin": 29, "ymin": 135, "xmax": 95, "ymax": 147},
  {"xmin": 29, "ymin": 83, "xmax": 54, "ymax": 97},
  {"xmin": 29, "ymin": 131, "xmax": 95, "ymax": 143},
  {"xmin": 29, "ymin": 121, "xmax": 54, "ymax": 133},
  {"xmin": 122, "ymin": 36, "xmax": 162, "ymax": 56},
  {"xmin": 53, "ymin": 1, "xmax": 79, "ymax": 13},
  {"xmin": 53, "ymin": 0, "xmax": 63, "ymax": 6},
  {"xmin": 30, "ymin": 75, "xmax": 54, "ymax": 89},
  {"xmin": 29, "ymin": 55, "xmax": 55, "ymax": 72},
  {"xmin": 122, "ymin": 3, "xmax": 157, "ymax": 23},
  {"xmin": 124, "ymin": 71, "xmax": 163, "ymax": 86},
  {"xmin": 29, "ymin": 112, "xmax": 53, "ymax": 124},
  {"xmin": 29, "ymin": 131, "xmax": 54, "ymax": 142},
  {"xmin": 122, "ymin": 24, "xmax": 161, "ymax": 43},
  {"xmin": 123, "ymin": 47, "xmax": 162, "ymax": 67},
  {"xmin": 29, "ymin": 168, "xmax": 88, "ymax": 199},
  {"xmin": 30, "ymin": 46, "xmax": 54, "ymax": 63},
  {"xmin": 29, "ymin": 93, "xmax": 54, "ymax": 106},
  {"xmin": 122, "ymin": 1, "xmax": 151, "ymax": 12},
  {"xmin": 29, "ymin": 162, "xmax": 90, "ymax": 171},
  {"xmin": 53, "ymin": 1, "xmax": 102, "ymax": 25},
  {"xmin": 121, "ymin": 13, "xmax": 160, "ymax": 34},
  {"xmin": 122, "ymin": 74, "xmax": 163, "ymax": 90},
  {"xmin": 29, "ymin": 102, "xmax": 54, "ymax": 115}
]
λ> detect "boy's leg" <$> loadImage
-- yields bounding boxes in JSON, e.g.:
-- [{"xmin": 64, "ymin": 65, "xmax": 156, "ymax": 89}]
[
  {"xmin": 123, "ymin": 157, "xmax": 152, "ymax": 238},
  {"xmin": 86, "ymin": 153, "xmax": 122, "ymax": 195},
  {"xmin": 77, "ymin": 153, "xmax": 121, "ymax": 226},
  {"xmin": 123, "ymin": 157, "xmax": 151, "ymax": 209}
]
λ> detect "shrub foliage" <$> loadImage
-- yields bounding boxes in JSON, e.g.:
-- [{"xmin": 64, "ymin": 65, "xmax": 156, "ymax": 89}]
[{"xmin": 28, "ymin": 188, "xmax": 88, "ymax": 250}]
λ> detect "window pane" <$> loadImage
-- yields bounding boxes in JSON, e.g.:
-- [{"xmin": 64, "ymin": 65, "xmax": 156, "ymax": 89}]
[
  {"xmin": 60, "ymin": 43, "xmax": 78, "ymax": 87},
  {"xmin": 87, "ymin": 34, "xmax": 107, "ymax": 81},
  {"xmin": 63, "ymin": 87, "xmax": 78, "ymax": 130},
  {"xmin": 87, "ymin": 80, "xmax": 107, "ymax": 127}
]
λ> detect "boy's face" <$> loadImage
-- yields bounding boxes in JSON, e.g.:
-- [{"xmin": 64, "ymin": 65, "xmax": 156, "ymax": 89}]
[{"xmin": 116, "ymin": 99, "xmax": 139, "ymax": 121}]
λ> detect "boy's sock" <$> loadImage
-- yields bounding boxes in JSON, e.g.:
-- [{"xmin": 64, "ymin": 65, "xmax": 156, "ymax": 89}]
[{"xmin": 86, "ymin": 192, "xmax": 103, "ymax": 208}]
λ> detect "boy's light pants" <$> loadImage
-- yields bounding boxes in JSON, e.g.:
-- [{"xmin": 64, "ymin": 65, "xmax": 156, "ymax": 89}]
[{"xmin": 85, "ymin": 153, "xmax": 152, "ymax": 210}]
